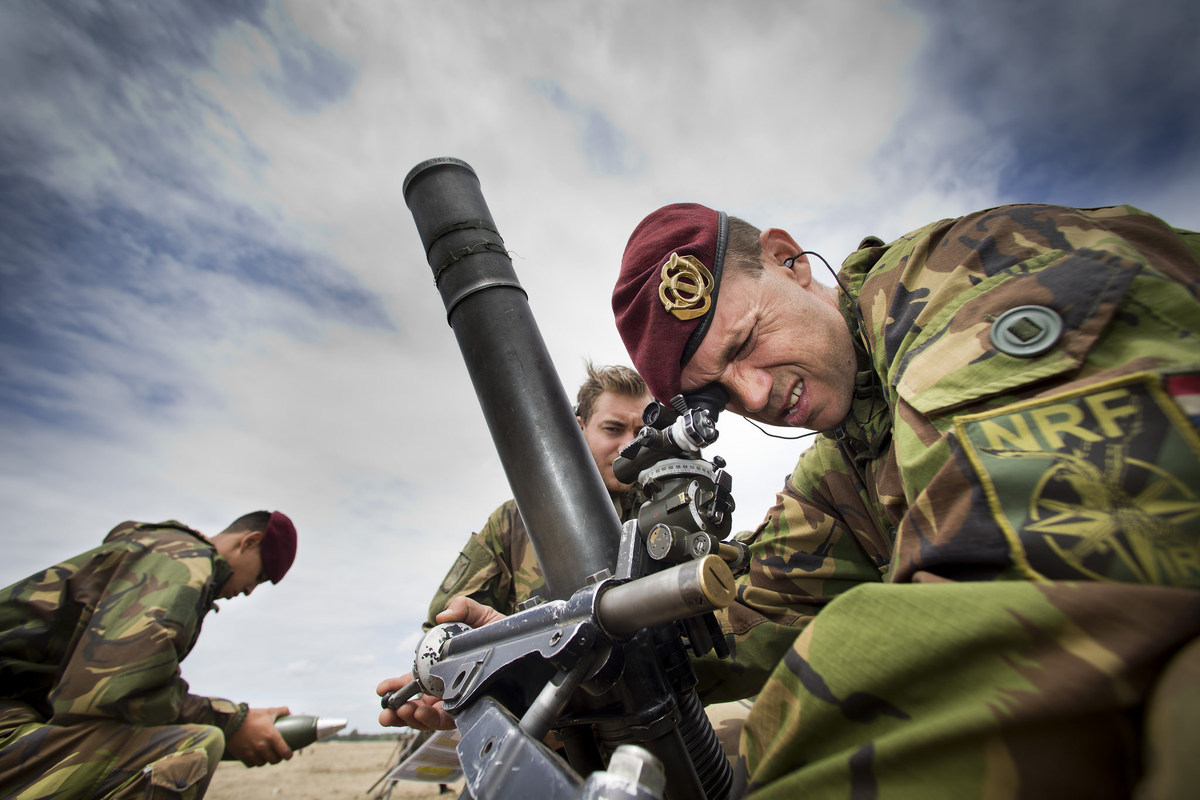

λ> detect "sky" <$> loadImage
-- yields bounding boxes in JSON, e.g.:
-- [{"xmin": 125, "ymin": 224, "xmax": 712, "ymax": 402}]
[{"xmin": 2, "ymin": 0, "xmax": 1198, "ymax": 738}]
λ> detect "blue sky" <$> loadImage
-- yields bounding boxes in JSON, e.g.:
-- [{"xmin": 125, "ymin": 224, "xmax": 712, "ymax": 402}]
[
  {"xmin": 2, "ymin": 0, "xmax": 1197, "ymax": 738},
  {"xmin": 902, "ymin": 0, "xmax": 1200, "ymax": 206}
]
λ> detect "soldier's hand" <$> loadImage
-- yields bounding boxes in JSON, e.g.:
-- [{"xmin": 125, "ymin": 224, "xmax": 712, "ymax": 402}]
[
  {"xmin": 377, "ymin": 674, "xmax": 456, "ymax": 731},
  {"xmin": 376, "ymin": 597, "xmax": 505, "ymax": 731},
  {"xmin": 435, "ymin": 596, "xmax": 507, "ymax": 628},
  {"xmin": 227, "ymin": 706, "xmax": 293, "ymax": 767}
]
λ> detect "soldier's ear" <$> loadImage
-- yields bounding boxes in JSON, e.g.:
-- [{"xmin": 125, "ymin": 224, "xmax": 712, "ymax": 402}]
[
  {"xmin": 762, "ymin": 228, "xmax": 802, "ymax": 264},
  {"xmin": 240, "ymin": 530, "xmax": 264, "ymax": 552},
  {"xmin": 763, "ymin": 228, "xmax": 810, "ymax": 284}
]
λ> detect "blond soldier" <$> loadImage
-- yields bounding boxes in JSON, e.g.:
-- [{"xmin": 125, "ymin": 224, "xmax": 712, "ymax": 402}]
[{"xmin": 424, "ymin": 362, "xmax": 651, "ymax": 627}]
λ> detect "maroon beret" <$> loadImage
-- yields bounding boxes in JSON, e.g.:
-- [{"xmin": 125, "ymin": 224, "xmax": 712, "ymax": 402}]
[
  {"xmin": 262, "ymin": 510, "xmax": 297, "ymax": 584},
  {"xmin": 612, "ymin": 203, "xmax": 728, "ymax": 402}
]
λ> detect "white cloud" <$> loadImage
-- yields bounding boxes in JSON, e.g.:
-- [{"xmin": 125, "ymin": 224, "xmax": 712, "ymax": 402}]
[{"xmin": 284, "ymin": 659, "xmax": 318, "ymax": 677}]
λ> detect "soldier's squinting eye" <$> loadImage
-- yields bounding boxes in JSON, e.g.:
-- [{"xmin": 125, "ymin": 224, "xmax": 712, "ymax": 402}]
[{"xmin": 735, "ymin": 330, "xmax": 755, "ymax": 360}]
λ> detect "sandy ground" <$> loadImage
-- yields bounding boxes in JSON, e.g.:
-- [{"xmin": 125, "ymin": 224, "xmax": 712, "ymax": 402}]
[
  {"xmin": 206, "ymin": 701, "xmax": 750, "ymax": 800},
  {"xmin": 207, "ymin": 740, "xmax": 465, "ymax": 800}
]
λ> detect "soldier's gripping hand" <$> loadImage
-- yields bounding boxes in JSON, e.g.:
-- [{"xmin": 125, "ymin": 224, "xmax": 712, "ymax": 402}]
[
  {"xmin": 377, "ymin": 597, "xmax": 507, "ymax": 731},
  {"xmin": 436, "ymin": 595, "xmax": 508, "ymax": 628},
  {"xmin": 227, "ymin": 706, "xmax": 293, "ymax": 766},
  {"xmin": 377, "ymin": 673, "xmax": 453, "ymax": 731}
]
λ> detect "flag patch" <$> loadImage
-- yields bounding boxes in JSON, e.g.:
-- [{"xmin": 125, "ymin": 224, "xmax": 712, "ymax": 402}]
[{"xmin": 1166, "ymin": 374, "xmax": 1200, "ymax": 429}]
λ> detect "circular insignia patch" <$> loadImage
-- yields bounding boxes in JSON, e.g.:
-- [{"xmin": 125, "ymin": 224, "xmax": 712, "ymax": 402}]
[
  {"xmin": 990, "ymin": 305, "xmax": 1063, "ymax": 358},
  {"xmin": 659, "ymin": 253, "xmax": 714, "ymax": 321}
]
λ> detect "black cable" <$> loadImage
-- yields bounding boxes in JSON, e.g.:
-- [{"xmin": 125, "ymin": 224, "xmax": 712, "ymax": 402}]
[{"xmin": 740, "ymin": 416, "xmax": 821, "ymax": 440}]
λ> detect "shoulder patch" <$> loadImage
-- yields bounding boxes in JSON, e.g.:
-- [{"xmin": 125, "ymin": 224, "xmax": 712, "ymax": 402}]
[
  {"xmin": 440, "ymin": 552, "xmax": 471, "ymax": 594},
  {"xmin": 955, "ymin": 371, "xmax": 1200, "ymax": 587}
]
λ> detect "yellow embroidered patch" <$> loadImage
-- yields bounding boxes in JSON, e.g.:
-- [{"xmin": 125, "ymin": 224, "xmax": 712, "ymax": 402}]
[{"xmin": 955, "ymin": 372, "xmax": 1200, "ymax": 586}]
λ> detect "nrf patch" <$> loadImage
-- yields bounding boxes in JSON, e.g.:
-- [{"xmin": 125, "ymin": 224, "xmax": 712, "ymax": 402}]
[{"xmin": 955, "ymin": 372, "xmax": 1200, "ymax": 587}]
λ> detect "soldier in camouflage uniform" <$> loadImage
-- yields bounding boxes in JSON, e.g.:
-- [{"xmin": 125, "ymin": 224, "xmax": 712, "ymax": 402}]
[
  {"xmin": 423, "ymin": 362, "xmax": 651, "ymax": 629},
  {"xmin": 0, "ymin": 510, "xmax": 300, "ymax": 799},
  {"xmin": 612, "ymin": 202, "xmax": 1200, "ymax": 798}
]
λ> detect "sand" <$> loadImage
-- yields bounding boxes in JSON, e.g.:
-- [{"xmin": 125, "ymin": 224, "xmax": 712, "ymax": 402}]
[
  {"xmin": 206, "ymin": 740, "xmax": 466, "ymax": 800},
  {"xmin": 206, "ymin": 701, "xmax": 751, "ymax": 799}
]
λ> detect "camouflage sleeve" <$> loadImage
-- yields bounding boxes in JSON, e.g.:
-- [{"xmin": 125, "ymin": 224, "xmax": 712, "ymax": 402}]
[
  {"xmin": 49, "ymin": 543, "xmax": 244, "ymax": 734},
  {"xmin": 689, "ymin": 440, "xmax": 892, "ymax": 701},
  {"xmin": 178, "ymin": 693, "xmax": 249, "ymax": 736},
  {"xmin": 738, "ymin": 579, "xmax": 1200, "ymax": 797},
  {"xmin": 425, "ymin": 500, "xmax": 523, "ymax": 628},
  {"xmin": 1172, "ymin": 226, "xmax": 1200, "ymax": 266},
  {"xmin": 692, "ymin": 606, "xmax": 802, "ymax": 704},
  {"xmin": 736, "ymin": 437, "xmax": 889, "ymax": 626}
]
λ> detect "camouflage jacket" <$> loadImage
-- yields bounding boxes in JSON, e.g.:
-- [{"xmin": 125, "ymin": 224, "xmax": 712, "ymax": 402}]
[
  {"xmin": 426, "ymin": 488, "xmax": 643, "ymax": 628},
  {"xmin": 0, "ymin": 521, "xmax": 248, "ymax": 736},
  {"xmin": 740, "ymin": 204, "xmax": 1200, "ymax": 622},
  {"xmin": 733, "ymin": 205, "xmax": 1200, "ymax": 797}
]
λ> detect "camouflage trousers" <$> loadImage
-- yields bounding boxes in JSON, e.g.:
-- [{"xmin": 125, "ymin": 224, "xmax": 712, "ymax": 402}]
[
  {"xmin": 735, "ymin": 579, "xmax": 1200, "ymax": 800},
  {"xmin": 0, "ymin": 701, "xmax": 224, "ymax": 800}
]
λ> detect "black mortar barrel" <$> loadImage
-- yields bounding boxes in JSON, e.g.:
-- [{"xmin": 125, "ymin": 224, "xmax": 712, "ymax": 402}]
[{"xmin": 403, "ymin": 158, "xmax": 622, "ymax": 600}]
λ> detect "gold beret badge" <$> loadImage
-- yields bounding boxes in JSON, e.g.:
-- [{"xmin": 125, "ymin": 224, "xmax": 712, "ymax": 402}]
[{"xmin": 658, "ymin": 253, "xmax": 714, "ymax": 321}]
